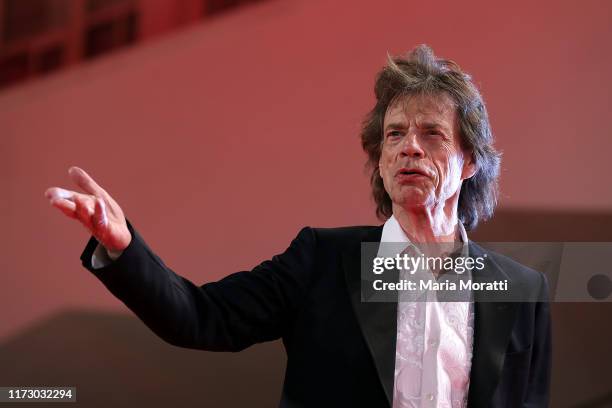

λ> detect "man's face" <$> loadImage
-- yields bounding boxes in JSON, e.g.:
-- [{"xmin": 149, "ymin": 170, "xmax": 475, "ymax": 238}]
[{"xmin": 379, "ymin": 93, "xmax": 475, "ymax": 213}]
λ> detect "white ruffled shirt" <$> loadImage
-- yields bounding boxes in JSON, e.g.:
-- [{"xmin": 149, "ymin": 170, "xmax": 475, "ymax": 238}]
[{"xmin": 379, "ymin": 215, "xmax": 475, "ymax": 408}]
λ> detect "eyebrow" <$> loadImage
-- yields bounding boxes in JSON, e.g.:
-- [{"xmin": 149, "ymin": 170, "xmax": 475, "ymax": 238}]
[
  {"xmin": 384, "ymin": 121, "xmax": 449, "ymax": 132},
  {"xmin": 384, "ymin": 122, "xmax": 409, "ymax": 131},
  {"xmin": 419, "ymin": 121, "xmax": 449, "ymax": 131}
]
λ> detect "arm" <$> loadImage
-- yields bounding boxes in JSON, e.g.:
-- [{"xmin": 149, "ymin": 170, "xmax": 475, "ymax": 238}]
[
  {"xmin": 81, "ymin": 221, "xmax": 317, "ymax": 351},
  {"xmin": 46, "ymin": 167, "xmax": 316, "ymax": 351}
]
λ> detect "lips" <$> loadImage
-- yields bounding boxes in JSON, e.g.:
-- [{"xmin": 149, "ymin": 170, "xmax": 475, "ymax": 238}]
[{"xmin": 396, "ymin": 167, "xmax": 430, "ymax": 178}]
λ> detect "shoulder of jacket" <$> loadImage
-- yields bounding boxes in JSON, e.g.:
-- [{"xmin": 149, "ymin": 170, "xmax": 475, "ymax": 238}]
[
  {"xmin": 300, "ymin": 225, "xmax": 382, "ymax": 249},
  {"xmin": 471, "ymin": 241, "xmax": 547, "ymax": 286}
]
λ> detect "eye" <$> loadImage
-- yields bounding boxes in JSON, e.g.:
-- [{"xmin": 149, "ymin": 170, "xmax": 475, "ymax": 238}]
[{"xmin": 387, "ymin": 130, "xmax": 403, "ymax": 138}]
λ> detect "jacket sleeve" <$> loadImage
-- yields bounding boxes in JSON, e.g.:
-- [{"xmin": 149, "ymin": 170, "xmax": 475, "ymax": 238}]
[
  {"xmin": 80, "ymin": 220, "xmax": 317, "ymax": 352},
  {"xmin": 523, "ymin": 272, "xmax": 552, "ymax": 407}
]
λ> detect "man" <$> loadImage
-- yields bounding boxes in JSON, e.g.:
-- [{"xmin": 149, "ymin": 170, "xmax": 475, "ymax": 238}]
[{"xmin": 45, "ymin": 45, "xmax": 551, "ymax": 407}]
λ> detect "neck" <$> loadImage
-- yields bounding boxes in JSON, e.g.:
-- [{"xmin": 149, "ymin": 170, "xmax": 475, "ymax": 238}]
[{"xmin": 392, "ymin": 199, "xmax": 461, "ymax": 243}]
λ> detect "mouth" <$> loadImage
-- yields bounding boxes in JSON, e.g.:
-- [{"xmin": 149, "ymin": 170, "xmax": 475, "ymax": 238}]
[{"xmin": 396, "ymin": 168, "xmax": 430, "ymax": 178}]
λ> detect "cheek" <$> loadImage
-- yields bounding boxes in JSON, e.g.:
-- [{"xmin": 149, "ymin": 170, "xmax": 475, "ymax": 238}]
[
  {"xmin": 443, "ymin": 156, "xmax": 464, "ymax": 187},
  {"xmin": 380, "ymin": 166, "xmax": 393, "ymax": 191},
  {"xmin": 379, "ymin": 151, "xmax": 394, "ymax": 177}
]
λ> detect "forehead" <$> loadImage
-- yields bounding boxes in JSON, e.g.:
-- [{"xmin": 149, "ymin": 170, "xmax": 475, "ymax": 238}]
[{"xmin": 384, "ymin": 93, "xmax": 457, "ymax": 127}]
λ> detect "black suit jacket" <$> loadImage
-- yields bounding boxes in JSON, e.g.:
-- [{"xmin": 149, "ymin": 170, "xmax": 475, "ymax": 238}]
[{"xmin": 81, "ymin": 222, "xmax": 551, "ymax": 407}]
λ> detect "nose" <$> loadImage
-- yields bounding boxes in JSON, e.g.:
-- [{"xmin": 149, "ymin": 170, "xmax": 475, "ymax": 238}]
[{"xmin": 400, "ymin": 133, "xmax": 425, "ymax": 158}]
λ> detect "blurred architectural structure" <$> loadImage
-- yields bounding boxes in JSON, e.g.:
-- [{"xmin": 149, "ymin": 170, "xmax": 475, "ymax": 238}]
[{"xmin": 0, "ymin": 0, "xmax": 265, "ymax": 90}]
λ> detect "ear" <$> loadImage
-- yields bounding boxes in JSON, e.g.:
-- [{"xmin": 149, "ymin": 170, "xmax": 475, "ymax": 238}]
[{"xmin": 461, "ymin": 152, "xmax": 477, "ymax": 180}]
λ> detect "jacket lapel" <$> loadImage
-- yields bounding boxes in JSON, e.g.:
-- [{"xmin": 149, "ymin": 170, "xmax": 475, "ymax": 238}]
[
  {"xmin": 342, "ymin": 226, "xmax": 396, "ymax": 407},
  {"xmin": 342, "ymin": 232, "xmax": 520, "ymax": 408},
  {"xmin": 467, "ymin": 242, "xmax": 519, "ymax": 408}
]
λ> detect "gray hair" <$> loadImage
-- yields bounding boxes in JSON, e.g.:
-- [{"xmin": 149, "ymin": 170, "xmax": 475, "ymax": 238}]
[{"xmin": 360, "ymin": 44, "xmax": 501, "ymax": 230}]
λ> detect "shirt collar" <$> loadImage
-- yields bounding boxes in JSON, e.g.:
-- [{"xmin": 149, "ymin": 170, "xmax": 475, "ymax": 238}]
[
  {"xmin": 377, "ymin": 214, "xmax": 469, "ymax": 260},
  {"xmin": 380, "ymin": 214, "xmax": 468, "ymax": 244},
  {"xmin": 377, "ymin": 214, "xmax": 472, "ymax": 299}
]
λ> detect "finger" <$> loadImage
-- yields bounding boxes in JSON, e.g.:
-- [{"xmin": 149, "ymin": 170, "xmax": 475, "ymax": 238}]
[
  {"xmin": 45, "ymin": 187, "xmax": 75, "ymax": 202},
  {"xmin": 92, "ymin": 197, "xmax": 108, "ymax": 231},
  {"xmin": 50, "ymin": 198, "xmax": 78, "ymax": 219},
  {"xmin": 68, "ymin": 167, "xmax": 105, "ymax": 196},
  {"xmin": 74, "ymin": 194, "xmax": 95, "ymax": 229},
  {"xmin": 45, "ymin": 187, "xmax": 95, "ymax": 208}
]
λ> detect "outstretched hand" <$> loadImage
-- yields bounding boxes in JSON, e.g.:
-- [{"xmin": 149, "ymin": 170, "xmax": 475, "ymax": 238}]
[{"xmin": 45, "ymin": 166, "xmax": 131, "ymax": 252}]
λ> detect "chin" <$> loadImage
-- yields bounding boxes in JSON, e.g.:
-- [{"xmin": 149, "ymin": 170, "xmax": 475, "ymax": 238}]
[{"xmin": 393, "ymin": 191, "xmax": 431, "ymax": 210}]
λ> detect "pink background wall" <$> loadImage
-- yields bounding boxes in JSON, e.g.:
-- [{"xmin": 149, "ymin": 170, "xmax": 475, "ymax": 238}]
[{"xmin": 1, "ymin": 0, "xmax": 611, "ymax": 358}]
